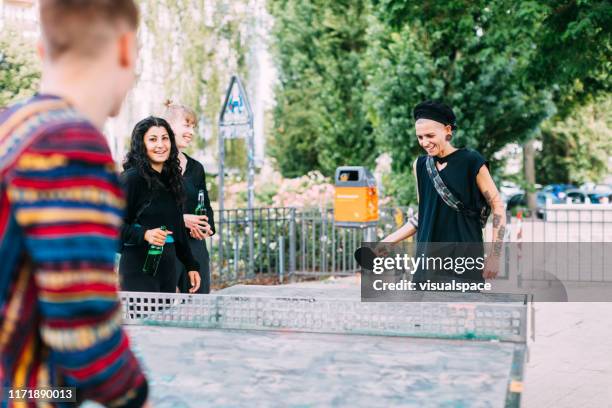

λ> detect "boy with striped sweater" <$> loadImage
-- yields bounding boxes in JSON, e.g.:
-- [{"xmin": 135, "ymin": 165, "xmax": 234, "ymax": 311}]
[{"xmin": 1, "ymin": 1, "xmax": 148, "ymax": 406}]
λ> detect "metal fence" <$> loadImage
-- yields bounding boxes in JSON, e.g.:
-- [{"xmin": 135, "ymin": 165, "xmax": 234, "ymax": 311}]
[
  {"xmin": 209, "ymin": 206, "xmax": 414, "ymax": 285},
  {"xmin": 506, "ymin": 204, "xmax": 612, "ymax": 284},
  {"xmin": 295, "ymin": 206, "xmax": 427, "ymax": 276},
  {"xmin": 208, "ymin": 204, "xmax": 612, "ymax": 286},
  {"xmin": 209, "ymin": 207, "xmax": 294, "ymax": 284},
  {"xmin": 513, "ymin": 204, "xmax": 612, "ymax": 242}
]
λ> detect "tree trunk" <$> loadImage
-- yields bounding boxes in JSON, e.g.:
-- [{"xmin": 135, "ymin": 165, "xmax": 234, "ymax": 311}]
[{"xmin": 523, "ymin": 139, "xmax": 537, "ymax": 211}]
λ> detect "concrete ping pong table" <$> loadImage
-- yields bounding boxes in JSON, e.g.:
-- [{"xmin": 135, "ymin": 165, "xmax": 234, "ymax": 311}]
[{"xmin": 116, "ymin": 280, "xmax": 530, "ymax": 407}]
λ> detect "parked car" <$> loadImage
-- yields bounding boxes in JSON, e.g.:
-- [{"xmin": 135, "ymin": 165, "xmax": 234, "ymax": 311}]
[
  {"xmin": 506, "ymin": 191, "xmax": 562, "ymax": 218},
  {"xmin": 563, "ymin": 188, "xmax": 612, "ymax": 204},
  {"xmin": 541, "ymin": 184, "xmax": 576, "ymax": 201},
  {"xmin": 579, "ymin": 183, "xmax": 612, "ymax": 194},
  {"xmin": 506, "ymin": 193, "xmax": 529, "ymax": 216},
  {"xmin": 586, "ymin": 192, "xmax": 612, "ymax": 204},
  {"xmin": 499, "ymin": 181, "xmax": 523, "ymax": 203},
  {"xmin": 564, "ymin": 189, "xmax": 590, "ymax": 204}
]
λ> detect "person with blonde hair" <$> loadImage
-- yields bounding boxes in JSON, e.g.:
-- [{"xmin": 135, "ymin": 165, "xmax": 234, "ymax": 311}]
[{"xmin": 164, "ymin": 101, "xmax": 215, "ymax": 294}]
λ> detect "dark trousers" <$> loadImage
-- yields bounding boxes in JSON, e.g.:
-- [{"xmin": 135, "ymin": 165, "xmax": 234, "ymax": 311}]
[
  {"xmin": 175, "ymin": 238, "xmax": 211, "ymax": 294},
  {"xmin": 119, "ymin": 244, "xmax": 178, "ymax": 293}
]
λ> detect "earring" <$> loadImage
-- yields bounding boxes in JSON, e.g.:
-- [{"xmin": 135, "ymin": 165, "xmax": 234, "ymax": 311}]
[{"xmin": 446, "ymin": 134, "xmax": 451, "ymax": 141}]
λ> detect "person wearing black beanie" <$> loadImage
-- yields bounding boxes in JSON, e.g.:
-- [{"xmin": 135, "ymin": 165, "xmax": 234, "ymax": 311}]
[{"xmin": 380, "ymin": 100, "xmax": 506, "ymax": 284}]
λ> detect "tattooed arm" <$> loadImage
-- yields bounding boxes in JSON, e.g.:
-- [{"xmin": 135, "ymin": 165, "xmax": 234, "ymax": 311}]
[{"xmin": 476, "ymin": 165, "xmax": 506, "ymax": 279}]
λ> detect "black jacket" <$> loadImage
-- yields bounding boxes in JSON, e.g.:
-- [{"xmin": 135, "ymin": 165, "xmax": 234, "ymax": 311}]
[{"xmin": 119, "ymin": 167, "xmax": 199, "ymax": 271}]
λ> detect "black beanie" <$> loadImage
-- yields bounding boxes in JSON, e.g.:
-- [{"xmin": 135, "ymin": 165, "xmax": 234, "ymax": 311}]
[{"xmin": 413, "ymin": 100, "xmax": 457, "ymax": 130}]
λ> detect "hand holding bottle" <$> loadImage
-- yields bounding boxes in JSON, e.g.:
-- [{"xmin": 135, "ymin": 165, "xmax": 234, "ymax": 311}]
[
  {"xmin": 184, "ymin": 214, "xmax": 209, "ymax": 230},
  {"xmin": 142, "ymin": 226, "xmax": 169, "ymax": 276},
  {"xmin": 189, "ymin": 189, "xmax": 212, "ymax": 240},
  {"xmin": 144, "ymin": 228, "xmax": 172, "ymax": 247},
  {"xmin": 184, "ymin": 214, "xmax": 211, "ymax": 240}
]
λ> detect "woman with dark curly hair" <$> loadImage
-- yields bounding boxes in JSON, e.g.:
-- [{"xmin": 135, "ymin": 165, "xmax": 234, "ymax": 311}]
[{"xmin": 119, "ymin": 116, "xmax": 201, "ymax": 293}]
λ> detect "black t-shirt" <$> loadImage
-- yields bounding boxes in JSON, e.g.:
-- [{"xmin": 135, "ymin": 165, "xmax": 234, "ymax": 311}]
[
  {"xmin": 414, "ymin": 148, "xmax": 488, "ymax": 283},
  {"xmin": 415, "ymin": 148, "xmax": 488, "ymax": 243},
  {"xmin": 182, "ymin": 154, "xmax": 215, "ymax": 235},
  {"xmin": 119, "ymin": 167, "xmax": 199, "ymax": 271}
]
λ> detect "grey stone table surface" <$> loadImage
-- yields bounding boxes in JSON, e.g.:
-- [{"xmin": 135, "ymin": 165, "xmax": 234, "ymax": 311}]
[{"xmin": 125, "ymin": 324, "xmax": 517, "ymax": 408}]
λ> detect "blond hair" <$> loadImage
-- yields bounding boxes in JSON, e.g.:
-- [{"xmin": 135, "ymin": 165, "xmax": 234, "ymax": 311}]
[{"xmin": 163, "ymin": 99, "xmax": 197, "ymax": 125}]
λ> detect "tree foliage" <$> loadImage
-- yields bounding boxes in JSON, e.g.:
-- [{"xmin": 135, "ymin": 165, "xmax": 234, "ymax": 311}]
[
  {"xmin": 366, "ymin": 1, "xmax": 555, "ymax": 182},
  {"xmin": 0, "ymin": 30, "xmax": 40, "ymax": 108},
  {"xmin": 268, "ymin": 0, "xmax": 377, "ymax": 177},
  {"xmin": 526, "ymin": 0, "xmax": 611, "ymax": 118},
  {"xmin": 536, "ymin": 96, "xmax": 612, "ymax": 185},
  {"xmin": 138, "ymin": 0, "xmax": 252, "ymax": 162}
]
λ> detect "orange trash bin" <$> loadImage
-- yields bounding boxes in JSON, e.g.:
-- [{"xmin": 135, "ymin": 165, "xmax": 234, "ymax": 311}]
[{"xmin": 334, "ymin": 166, "xmax": 379, "ymax": 227}]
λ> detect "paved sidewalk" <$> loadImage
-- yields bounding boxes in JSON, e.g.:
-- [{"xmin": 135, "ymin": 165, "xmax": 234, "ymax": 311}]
[{"xmin": 522, "ymin": 302, "xmax": 612, "ymax": 408}]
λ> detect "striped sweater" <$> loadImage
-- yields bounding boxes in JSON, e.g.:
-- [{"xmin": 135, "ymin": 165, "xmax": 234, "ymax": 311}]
[{"xmin": 0, "ymin": 95, "xmax": 147, "ymax": 407}]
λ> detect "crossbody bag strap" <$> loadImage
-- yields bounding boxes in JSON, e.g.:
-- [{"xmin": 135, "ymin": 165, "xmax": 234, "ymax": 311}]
[
  {"xmin": 425, "ymin": 156, "xmax": 464, "ymax": 212},
  {"xmin": 426, "ymin": 156, "xmax": 483, "ymax": 219}
]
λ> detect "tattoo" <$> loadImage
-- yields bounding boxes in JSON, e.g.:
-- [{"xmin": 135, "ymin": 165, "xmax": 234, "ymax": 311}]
[
  {"xmin": 497, "ymin": 225, "xmax": 505, "ymax": 240},
  {"xmin": 484, "ymin": 189, "xmax": 506, "ymax": 257},
  {"xmin": 492, "ymin": 213, "xmax": 502, "ymax": 228},
  {"xmin": 483, "ymin": 190, "xmax": 493, "ymax": 205},
  {"xmin": 493, "ymin": 243, "xmax": 502, "ymax": 257},
  {"xmin": 492, "ymin": 225, "xmax": 506, "ymax": 257}
]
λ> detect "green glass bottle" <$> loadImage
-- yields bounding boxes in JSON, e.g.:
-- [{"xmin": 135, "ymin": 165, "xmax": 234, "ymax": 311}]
[
  {"xmin": 194, "ymin": 189, "xmax": 207, "ymax": 217},
  {"xmin": 143, "ymin": 225, "xmax": 166, "ymax": 276}
]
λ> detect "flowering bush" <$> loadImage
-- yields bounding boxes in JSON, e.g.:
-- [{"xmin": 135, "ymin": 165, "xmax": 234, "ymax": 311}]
[
  {"xmin": 271, "ymin": 171, "xmax": 334, "ymax": 209},
  {"xmin": 222, "ymin": 161, "xmax": 335, "ymax": 209},
  {"xmin": 221, "ymin": 157, "xmax": 396, "ymax": 209}
]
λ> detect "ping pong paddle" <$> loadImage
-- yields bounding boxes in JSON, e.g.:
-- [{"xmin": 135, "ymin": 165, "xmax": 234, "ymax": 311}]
[{"xmin": 354, "ymin": 246, "xmax": 377, "ymax": 271}]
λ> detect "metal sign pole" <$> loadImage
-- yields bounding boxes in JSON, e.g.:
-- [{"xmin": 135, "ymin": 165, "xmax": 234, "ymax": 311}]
[
  {"xmin": 247, "ymin": 122, "xmax": 255, "ymax": 276},
  {"xmin": 247, "ymin": 122, "xmax": 255, "ymax": 210},
  {"xmin": 218, "ymin": 126, "xmax": 225, "ymax": 275},
  {"xmin": 219, "ymin": 75, "xmax": 255, "ymax": 277}
]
